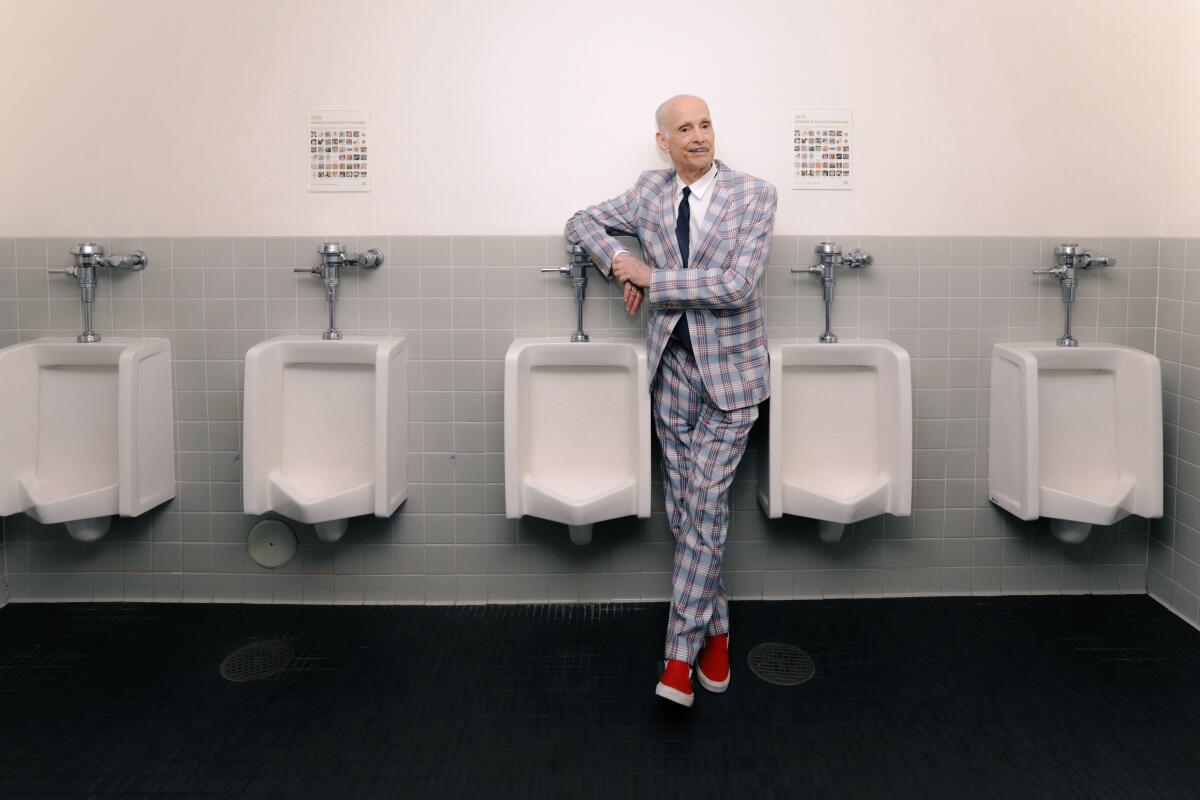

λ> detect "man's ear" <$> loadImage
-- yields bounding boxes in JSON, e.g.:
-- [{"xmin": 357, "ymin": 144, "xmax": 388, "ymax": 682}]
[{"xmin": 655, "ymin": 131, "xmax": 669, "ymax": 153}]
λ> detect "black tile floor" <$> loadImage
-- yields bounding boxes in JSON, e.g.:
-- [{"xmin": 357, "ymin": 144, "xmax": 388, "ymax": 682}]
[{"xmin": 2, "ymin": 595, "xmax": 1200, "ymax": 799}]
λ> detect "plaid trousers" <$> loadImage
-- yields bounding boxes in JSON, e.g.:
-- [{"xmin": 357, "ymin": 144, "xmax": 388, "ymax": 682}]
[{"xmin": 654, "ymin": 339, "xmax": 758, "ymax": 665}]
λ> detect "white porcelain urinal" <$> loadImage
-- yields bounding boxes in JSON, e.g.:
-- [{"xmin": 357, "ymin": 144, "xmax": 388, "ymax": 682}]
[
  {"xmin": 243, "ymin": 336, "xmax": 407, "ymax": 543},
  {"xmin": 757, "ymin": 339, "xmax": 912, "ymax": 543},
  {"xmin": 504, "ymin": 339, "xmax": 651, "ymax": 545},
  {"xmin": 0, "ymin": 337, "xmax": 176, "ymax": 541},
  {"xmin": 988, "ymin": 342, "xmax": 1162, "ymax": 543}
]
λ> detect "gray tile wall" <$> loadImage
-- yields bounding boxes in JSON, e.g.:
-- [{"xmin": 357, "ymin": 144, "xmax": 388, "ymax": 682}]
[
  {"xmin": 1150, "ymin": 238, "xmax": 1200, "ymax": 627},
  {"xmin": 0, "ymin": 235, "xmax": 1160, "ymax": 605}
]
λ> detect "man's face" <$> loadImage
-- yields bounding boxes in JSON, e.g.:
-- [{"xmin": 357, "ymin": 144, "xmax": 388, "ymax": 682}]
[{"xmin": 656, "ymin": 97, "xmax": 715, "ymax": 176}]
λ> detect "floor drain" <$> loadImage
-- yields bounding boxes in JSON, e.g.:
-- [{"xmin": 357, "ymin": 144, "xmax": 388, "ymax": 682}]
[
  {"xmin": 748, "ymin": 642, "xmax": 815, "ymax": 686},
  {"xmin": 220, "ymin": 640, "xmax": 294, "ymax": 682}
]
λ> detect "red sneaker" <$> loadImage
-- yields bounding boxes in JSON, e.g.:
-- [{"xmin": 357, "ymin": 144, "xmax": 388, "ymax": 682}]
[
  {"xmin": 696, "ymin": 634, "xmax": 730, "ymax": 693},
  {"xmin": 654, "ymin": 659, "xmax": 694, "ymax": 707}
]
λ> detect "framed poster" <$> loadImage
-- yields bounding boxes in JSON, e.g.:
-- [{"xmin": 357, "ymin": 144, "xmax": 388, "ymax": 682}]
[
  {"xmin": 792, "ymin": 108, "xmax": 852, "ymax": 190},
  {"xmin": 308, "ymin": 110, "xmax": 370, "ymax": 192}
]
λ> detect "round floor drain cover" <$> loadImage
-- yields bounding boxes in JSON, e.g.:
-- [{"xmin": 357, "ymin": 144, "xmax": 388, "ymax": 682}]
[
  {"xmin": 220, "ymin": 640, "xmax": 294, "ymax": 682},
  {"xmin": 247, "ymin": 519, "xmax": 297, "ymax": 569},
  {"xmin": 748, "ymin": 642, "xmax": 815, "ymax": 686}
]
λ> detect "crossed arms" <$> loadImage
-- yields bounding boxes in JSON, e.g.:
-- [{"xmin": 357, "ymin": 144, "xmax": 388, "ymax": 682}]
[{"xmin": 565, "ymin": 172, "xmax": 778, "ymax": 316}]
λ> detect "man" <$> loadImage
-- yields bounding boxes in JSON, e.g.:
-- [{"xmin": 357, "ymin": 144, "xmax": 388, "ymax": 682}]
[{"xmin": 565, "ymin": 95, "xmax": 777, "ymax": 707}]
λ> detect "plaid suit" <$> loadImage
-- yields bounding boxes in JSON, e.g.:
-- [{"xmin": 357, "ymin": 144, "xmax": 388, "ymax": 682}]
[
  {"xmin": 565, "ymin": 160, "xmax": 776, "ymax": 413},
  {"xmin": 566, "ymin": 160, "xmax": 777, "ymax": 664}
]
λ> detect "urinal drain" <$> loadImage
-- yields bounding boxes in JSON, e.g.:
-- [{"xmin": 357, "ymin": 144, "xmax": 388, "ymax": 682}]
[
  {"xmin": 219, "ymin": 640, "xmax": 294, "ymax": 682},
  {"xmin": 748, "ymin": 642, "xmax": 815, "ymax": 686}
]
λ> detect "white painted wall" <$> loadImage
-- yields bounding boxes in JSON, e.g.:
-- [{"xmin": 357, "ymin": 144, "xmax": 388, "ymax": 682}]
[
  {"xmin": 0, "ymin": 0, "xmax": 1186, "ymax": 236},
  {"xmin": 1162, "ymin": 0, "xmax": 1200, "ymax": 237}
]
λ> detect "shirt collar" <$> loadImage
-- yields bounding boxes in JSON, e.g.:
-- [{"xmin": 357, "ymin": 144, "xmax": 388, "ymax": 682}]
[{"xmin": 675, "ymin": 161, "xmax": 719, "ymax": 200}]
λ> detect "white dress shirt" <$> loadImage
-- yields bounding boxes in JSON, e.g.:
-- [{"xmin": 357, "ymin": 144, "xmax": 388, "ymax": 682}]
[
  {"xmin": 673, "ymin": 160, "xmax": 719, "ymax": 266},
  {"xmin": 612, "ymin": 160, "xmax": 719, "ymax": 268}
]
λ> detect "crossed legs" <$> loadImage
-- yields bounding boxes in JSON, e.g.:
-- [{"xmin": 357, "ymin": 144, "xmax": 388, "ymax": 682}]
[{"xmin": 653, "ymin": 340, "xmax": 758, "ymax": 665}]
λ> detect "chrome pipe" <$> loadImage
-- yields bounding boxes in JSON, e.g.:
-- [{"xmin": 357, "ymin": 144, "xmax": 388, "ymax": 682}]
[
  {"xmin": 324, "ymin": 274, "xmax": 341, "ymax": 340},
  {"xmin": 79, "ymin": 265, "xmax": 98, "ymax": 342}
]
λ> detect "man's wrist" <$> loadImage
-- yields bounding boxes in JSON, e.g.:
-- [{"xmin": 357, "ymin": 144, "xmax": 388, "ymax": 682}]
[{"xmin": 610, "ymin": 248, "xmax": 633, "ymax": 275}]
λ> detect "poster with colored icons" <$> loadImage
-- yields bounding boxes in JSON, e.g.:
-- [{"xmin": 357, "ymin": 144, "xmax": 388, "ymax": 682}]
[
  {"xmin": 308, "ymin": 110, "xmax": 370, "ymax": 192},
  {"xmin": 792, "ymin": 108, "xmax": 853, "ymax": 190}
]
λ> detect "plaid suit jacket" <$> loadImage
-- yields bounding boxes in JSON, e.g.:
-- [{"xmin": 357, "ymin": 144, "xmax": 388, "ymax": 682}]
[{"xmin": 565, "ymin": 160, "xmax": 777, "ymax": 411}]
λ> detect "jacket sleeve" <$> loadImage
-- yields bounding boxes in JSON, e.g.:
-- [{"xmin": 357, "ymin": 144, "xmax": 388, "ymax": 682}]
[
  {"xmin": 647, "ymin": 182, "xmax": 777, "ymax": 310},
  {"xmin": 563, "ymin": 176, "xmax": 646, "ymax": 278}
]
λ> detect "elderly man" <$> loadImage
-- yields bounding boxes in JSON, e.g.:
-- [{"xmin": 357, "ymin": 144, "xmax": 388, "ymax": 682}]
[{"xmin": 565, "ymin": 95, "xmax": 777, "ymax": 707}]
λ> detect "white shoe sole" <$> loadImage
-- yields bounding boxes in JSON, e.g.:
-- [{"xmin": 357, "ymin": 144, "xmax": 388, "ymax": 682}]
[
  {"xmin": 696, "ymin": 667, "xmax": 730, "ymax": 693},
  {"xmin": 654, "ymin": 681, "xmax": 695, "ymax": 707}
]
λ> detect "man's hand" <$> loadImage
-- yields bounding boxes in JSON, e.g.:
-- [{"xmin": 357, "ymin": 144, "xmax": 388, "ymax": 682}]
[
  {"xmin": 611, "ymin": 252, "xmax": 649, "ymax": 316},
  {"xmin": 622, "ymin": 281, "xmax": 643, "ymax": 315},
  {"xmin": 612, "ymin": 252, "xmax": 652, "ymax": 289}
]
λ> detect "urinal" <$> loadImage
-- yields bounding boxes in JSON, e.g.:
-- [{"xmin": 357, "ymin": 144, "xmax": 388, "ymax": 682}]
[
  {"xmin": 757, "ymin": 339, "xmax": 912, "ymax": 543},
  {"xmin": 988, "ymin": 342, "xmax": 1161, "ymax": 543},
  {"xmin": 0, "ymin": 337, "xmax": 176, "ymax": 541},
  {"xmin": 504, "ymin": 338, "xmax": 651, "ymax": 545},
  {"xmin": 243, "ymin": 336, "xmax": 407, "ymax": 543}
]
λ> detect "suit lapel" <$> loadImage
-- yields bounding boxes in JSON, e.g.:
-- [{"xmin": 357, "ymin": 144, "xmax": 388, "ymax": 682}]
[
  {"xmin": 693, "ymin": 163, "xmax": 732, "ymax": 267},
  {"xmin": 657, "ymin": 173, "xmax": 683, "ymax": 269}
]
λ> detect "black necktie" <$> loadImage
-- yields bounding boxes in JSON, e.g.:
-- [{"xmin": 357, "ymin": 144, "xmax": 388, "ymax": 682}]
[
  {"xmin": 671, "ymin": 186, "xmax": 692, "ymax": 349},
  {"xmin": 676, "ymin": 186, "xmax": 691, "ymax": 269}
]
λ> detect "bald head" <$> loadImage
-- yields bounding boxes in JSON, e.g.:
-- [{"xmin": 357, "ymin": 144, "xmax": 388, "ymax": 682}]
[
  {"xmin": 654, "ymin": 95, "xmax": 716, "ymax": 183},
  {"xmin": 655, "ymin": 94, "xmax": 710, "ymax": 134}
]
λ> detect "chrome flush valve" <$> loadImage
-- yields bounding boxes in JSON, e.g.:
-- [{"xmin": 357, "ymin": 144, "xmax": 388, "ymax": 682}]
[
  {"xmin": 295, "ymin": 241, "xmax": 385, "ymax": 340},
  {"xmin": 1032, "ymin": 243, "xmax": 1115, "ymax": 347},
  {"xmin": 49, "ymin": 243, "xmax": 148, "ymax": 342},
  {"xmin": 543, "ymin": 244, "xmax": 610, "ymax": 342},
  {"xmin": 792, "ymin": 241, "xmax": 872, "ymax": 343}
]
